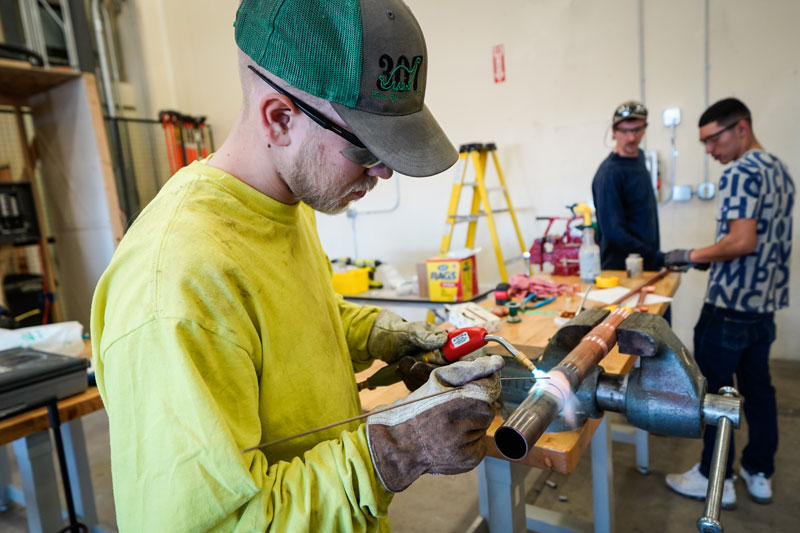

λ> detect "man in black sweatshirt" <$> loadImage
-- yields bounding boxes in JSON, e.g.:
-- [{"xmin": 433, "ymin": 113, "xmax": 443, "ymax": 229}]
[{"xmin": 591, "ymin": 101, "xmax": 664, "ymax": 271}]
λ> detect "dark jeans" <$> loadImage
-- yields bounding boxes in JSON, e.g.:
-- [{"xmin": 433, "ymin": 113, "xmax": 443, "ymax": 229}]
[{"xmin": 694, "ymin": 303, "xmax": 778, "ymax": 479}]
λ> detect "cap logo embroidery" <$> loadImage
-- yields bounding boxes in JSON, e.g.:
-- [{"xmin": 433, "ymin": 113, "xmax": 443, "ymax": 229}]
[{"xmin": 372, "ymin": 55, "xmax": 423, "ymax": 102}]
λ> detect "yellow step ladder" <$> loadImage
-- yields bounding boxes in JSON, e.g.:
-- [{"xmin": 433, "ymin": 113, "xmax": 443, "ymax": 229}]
[{"xmin": 440, "ymin": 143, "xmax": 528, "ymax": 282}]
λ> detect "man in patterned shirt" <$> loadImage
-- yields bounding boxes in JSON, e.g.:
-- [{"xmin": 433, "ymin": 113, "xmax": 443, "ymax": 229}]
[{"xmin": 663, "ymin": 98, "xmax": 793, "ymax": 508}]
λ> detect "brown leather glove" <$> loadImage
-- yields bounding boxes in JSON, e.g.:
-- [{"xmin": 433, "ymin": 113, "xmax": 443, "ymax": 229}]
[
  {"xmin": 366, "ymin": 355, "xmax": 504, "ymax": 492},
  {"xmin": 395, "ymin": 356, "xmax": 438, "ymax": 391},
  {"xmin": 366, "ymin": 309, "xmax": 447, "ymax": 362}
]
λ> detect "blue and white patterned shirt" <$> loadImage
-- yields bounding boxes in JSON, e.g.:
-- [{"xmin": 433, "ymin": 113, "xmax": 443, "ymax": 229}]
[{"xmin": 705, "ymin": 150, "xmax": 794, "ymax": 313}]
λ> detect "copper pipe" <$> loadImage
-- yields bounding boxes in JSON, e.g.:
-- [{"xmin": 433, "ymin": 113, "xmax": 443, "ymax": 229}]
[
  {"xmin": 551, "ymin": 306, "xmax": 631, "ymax": 389},
  {"xmin": 635, "ymin": 285, "xmax": 655, "ymax": 312},
  {"xmin": 607, "ymin": 268, "xmax": 670, "ymax": 307},
  {"xmin": 494, "ymin": 307, "xmax": 631, "ymax": 460}
]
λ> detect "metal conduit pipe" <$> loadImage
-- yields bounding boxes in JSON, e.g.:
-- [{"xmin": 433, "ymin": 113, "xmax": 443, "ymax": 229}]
[
  {"xmin": 100, "ymin": 0, "xmax": 123, "ymax": 108},
  {"xmin": 495, "ymin": 307, "xmax": 631, "ymax": 460},
  {"xmin": 346, "ymin": 178, "xmax": 401, "ymax": 258},
  {"xmin": 57, "ymin": 0, "xmax": 80, "ymax": 70},
  {"xmin": 92, "ymin": 0, "xmax": 116, "ymax": 117}
]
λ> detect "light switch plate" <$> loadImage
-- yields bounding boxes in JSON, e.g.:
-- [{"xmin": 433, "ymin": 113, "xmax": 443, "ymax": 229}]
[
  {"xmin": 673, "ymin": 185, "xmax": 693, "ymax": 201},
  {"xmin": 663, "ymin": 107, "xmax": 681, "ymax": 127}
]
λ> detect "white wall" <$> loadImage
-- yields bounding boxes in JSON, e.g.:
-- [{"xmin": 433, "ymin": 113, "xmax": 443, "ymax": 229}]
[{"xmin": 121, "ymin": 0, "xmax": 800, "ymax": 359}]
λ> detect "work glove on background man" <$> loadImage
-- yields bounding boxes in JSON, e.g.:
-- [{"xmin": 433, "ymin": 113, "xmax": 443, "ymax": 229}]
[
  {"xmin": 367, "ymin": 355, "xmax": 504, "ymax": 492},
  {"xmin": 664, "ymin": 249, "xmax": 710, "ymax": 271},
  {"xmin": 367, "ymin": 309, "xmax": 447, "ymax": 361}
]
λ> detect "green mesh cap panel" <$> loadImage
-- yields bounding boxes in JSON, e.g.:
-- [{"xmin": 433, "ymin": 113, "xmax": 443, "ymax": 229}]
[{"xmin": 234, "ymin": 0, "xmax": 363, "ymax": 107}]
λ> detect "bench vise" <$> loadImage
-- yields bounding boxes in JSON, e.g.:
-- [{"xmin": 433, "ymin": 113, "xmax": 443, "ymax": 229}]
[{"xmin": 494, "ymin": 309, "xmax": 741, "ymax": 533}]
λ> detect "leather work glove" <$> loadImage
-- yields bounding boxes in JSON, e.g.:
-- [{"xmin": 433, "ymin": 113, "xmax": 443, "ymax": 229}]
[
  {"xmin": 367, "ymin": 309, "xmax": 447, "ymax": 362},
  {"xmin": 395, "ymin": 356, "xmax": 438, "ymax": 392},
  {"xmin": 664, "ymin": 249, "xmax": 710, "ymax": 271},
  {"xmin": 366, "ymin": 355, "xmax": 505, "ymax": 492}
]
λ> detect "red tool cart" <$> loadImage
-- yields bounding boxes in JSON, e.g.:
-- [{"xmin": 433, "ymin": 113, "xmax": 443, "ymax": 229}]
[{"xmin": 528, "ymin": 215, "xmax": 582, "ymax": 276}]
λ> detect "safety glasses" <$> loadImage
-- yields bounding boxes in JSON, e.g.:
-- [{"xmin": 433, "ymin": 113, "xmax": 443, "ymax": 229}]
[
  {"xmin": 615, "ymin": 125, "xmax": 646, "ymax": 135},
  {"xmin": 247, "ymin": 66, "xmax": 381, "ymax": 168},
  {"xmin": 614, "ymin": 103, "xmax": 648, "ymax": 121},
  {"xmin": 699, "ymin": 122, "xmax": 737, "ymax": 146}
]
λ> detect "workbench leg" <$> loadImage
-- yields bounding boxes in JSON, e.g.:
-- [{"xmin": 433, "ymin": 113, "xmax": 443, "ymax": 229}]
[
  {"xmin": 634, "ymin": 428, "xmax": 649, "ymax": 474},
  {"xmin": 632, "ymin": 358, "xmax": 649, "ymax": 475},
  {"xmin": 12, "ymin": 431, "xmax": 64, "ymax": 533},
  {"xmin": 591, "ymin": 417, "xmax": 615, "ymax": 533},
  {"xmin": 62, "ymin": 419, "xmax": 100, "ymax": 529},
  {"xmin": 0, "ymin": 445, "xmax": 10, "ymax": 511},
  {"xmin": 477, "ymin": 457, "xmax": 528, "ymax": 533}
]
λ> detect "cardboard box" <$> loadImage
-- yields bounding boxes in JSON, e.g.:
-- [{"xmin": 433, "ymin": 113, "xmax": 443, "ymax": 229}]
[{"xmin": 426, "ymin": 251, "xmax": 478, "ymax": 302}]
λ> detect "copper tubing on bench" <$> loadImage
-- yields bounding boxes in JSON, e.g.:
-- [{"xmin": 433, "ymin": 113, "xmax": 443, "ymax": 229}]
[
  {"xmin": 495, "ymin": 307, "xmax": 632, "ymax": 460},
  {"xmin": 607, "ymin": 268, "xmax": 670, "ymax": 307}
]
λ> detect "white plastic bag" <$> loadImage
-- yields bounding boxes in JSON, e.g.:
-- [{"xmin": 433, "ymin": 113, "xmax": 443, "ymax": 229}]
[{"xmin": 0, "ymin": 321, "xmax": 85, "ymax": 356}]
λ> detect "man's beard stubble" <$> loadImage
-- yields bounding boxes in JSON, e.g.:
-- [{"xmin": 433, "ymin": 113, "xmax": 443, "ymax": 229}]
[{"xmin": 281, "ymin": 140, "xmax": 378, "ymax": 215}]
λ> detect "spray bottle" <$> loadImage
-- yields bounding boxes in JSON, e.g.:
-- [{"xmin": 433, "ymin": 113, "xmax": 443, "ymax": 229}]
[{"xmin": 573, "ymin": 202, "xmax": 601, "ymax": 283}]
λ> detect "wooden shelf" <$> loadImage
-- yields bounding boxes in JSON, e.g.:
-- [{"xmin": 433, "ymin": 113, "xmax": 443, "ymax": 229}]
[{"xmin": 0, "ymin": 59, "xmax": 80, "ymax": 105}]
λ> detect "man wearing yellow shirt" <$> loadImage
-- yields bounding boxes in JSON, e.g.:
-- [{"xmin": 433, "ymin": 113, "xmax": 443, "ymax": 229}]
[{"xmin": 91, "ymin": 1, "xmax": 503, "ymax": 531}]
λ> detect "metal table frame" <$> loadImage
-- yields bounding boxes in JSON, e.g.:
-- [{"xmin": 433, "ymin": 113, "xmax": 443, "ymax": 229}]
[
  {"xmin": 470, "ymin": 417, "xmax": 649, "ymax": 533},
  {"xmin": 0, "ymin": 418, "xmax": 107, "ymax": 533}
]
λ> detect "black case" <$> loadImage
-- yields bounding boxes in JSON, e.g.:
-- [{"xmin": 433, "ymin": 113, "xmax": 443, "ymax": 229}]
[{"xmin": 0, "ymin": 347, "xmax": 89, "ymax": 418}]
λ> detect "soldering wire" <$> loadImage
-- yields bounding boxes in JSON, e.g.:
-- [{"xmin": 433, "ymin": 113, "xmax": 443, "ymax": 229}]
[{"xmin": 241, "ymin": 376, "xmax": 544, "ymax": 454}]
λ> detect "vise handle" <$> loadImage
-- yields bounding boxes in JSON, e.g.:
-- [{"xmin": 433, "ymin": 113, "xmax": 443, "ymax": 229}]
[{"xmin": 697, "ymin": 386, "xmax": 740, "ymax": 533}]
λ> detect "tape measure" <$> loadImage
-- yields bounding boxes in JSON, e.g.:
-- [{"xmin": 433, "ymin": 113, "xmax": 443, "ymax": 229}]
[{"xmin": 595, "ymin": 275, "xmax": 619, "ymax": 289}]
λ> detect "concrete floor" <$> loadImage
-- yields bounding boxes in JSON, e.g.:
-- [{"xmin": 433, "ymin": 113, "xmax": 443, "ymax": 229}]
[{"xmin": 2, "ymin": 359, "xmax": 798, "ymax": 532}]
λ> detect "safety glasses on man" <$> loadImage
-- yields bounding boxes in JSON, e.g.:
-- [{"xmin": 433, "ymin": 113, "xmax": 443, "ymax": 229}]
[
  {"xmin": 247, "ymin": 65, "xmax": 381, "ymax": 168},
  {"xmin": 699, "ymin": 122, "xmax": 737, "ymax": 147}
]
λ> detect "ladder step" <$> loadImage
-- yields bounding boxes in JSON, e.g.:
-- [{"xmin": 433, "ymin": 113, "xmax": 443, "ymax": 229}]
[
  {"xmin": 448, "ymin": 208, "xmax": 510, "ymax": 223},
  {"xmin": 440, "ymin": 143, "xmax": 522, "ymax": 284},
  {"xmin": 462, "ymin": 182, "xmax": 506, "ymax": 192}
]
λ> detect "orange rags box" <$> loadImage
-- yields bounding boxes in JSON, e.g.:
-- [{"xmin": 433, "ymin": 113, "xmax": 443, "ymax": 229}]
[{"xmin": 426, "ymin": 253, "xmax": 478, "ymax": 302}]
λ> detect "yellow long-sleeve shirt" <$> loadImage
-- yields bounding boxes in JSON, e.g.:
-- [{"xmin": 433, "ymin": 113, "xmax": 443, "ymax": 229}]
[{"xmin": 91, "ymin": 160, "xmax": 392, "ymax": 531}]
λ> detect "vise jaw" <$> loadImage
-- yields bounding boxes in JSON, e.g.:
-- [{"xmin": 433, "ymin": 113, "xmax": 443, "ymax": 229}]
[{"xmin": 612, "ymin": 312, "xmax": 707, "ymax": 438}]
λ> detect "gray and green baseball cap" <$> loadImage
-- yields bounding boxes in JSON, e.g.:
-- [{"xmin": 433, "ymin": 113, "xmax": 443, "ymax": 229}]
[{"xmin": 234, "ymin": 0, "xmax": 458, "ymax": 177}]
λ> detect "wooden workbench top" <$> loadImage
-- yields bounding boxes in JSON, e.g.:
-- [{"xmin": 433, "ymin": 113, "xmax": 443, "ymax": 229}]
[
  {"xmin": 0, "ymin": 387, "xmax": 103, "ymax": 446},
  {"xmin": 358, "ymin": 270, "xmax": 681, "ymax": 474}
]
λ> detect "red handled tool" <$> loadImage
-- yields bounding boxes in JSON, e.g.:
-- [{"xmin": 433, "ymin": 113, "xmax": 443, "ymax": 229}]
[
  {"xmin": 444, "ymin": 327, "xmax": 538, "ymax": 373},
  {"xmin": 441, "ymin": 327, "xmax": 491, "ymax": 361},
  {"xmin": 357, "ymin": 327, "xmax": 537, "ymax": 390}
]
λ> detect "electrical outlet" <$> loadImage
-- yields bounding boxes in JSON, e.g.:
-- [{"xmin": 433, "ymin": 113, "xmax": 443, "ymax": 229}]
[
  {"xmin": 663, "ymin": 107, "xmax": 681, "ymax": 127},
  {"xmin": 673, "ymin": 185, "xmax": 693, "ymax": 201}
]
